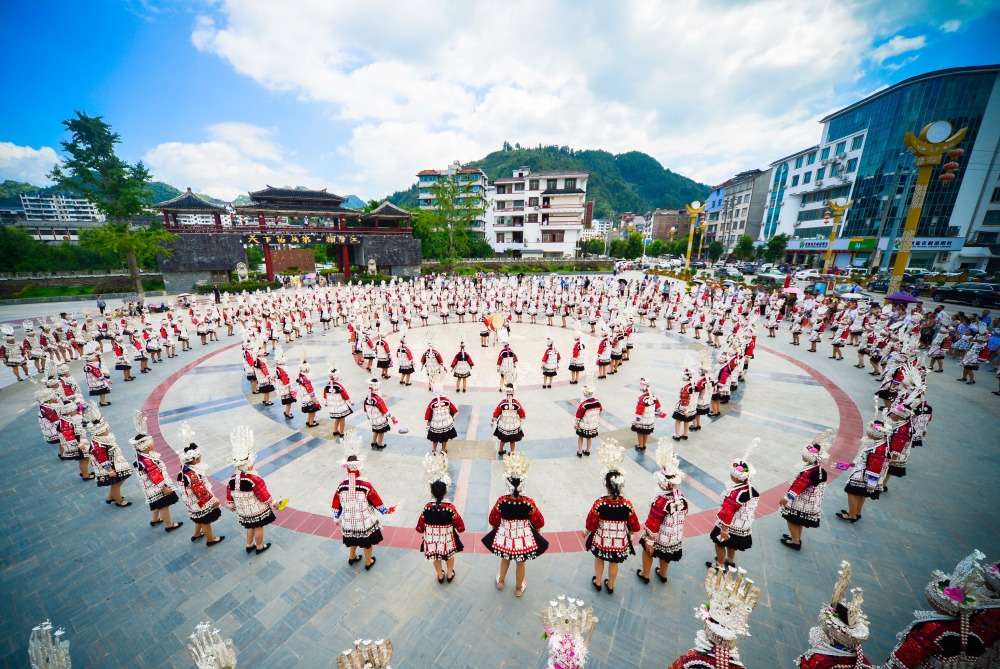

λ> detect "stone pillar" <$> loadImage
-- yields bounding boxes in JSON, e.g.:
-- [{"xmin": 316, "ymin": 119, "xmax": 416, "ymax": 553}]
[
  {"xmin": 342, "ymin": 245, "xmax": 351, "ymax": 280},
  {"xmin": 162, "ymin": 211, "xmax": 171, "ymax": 228},
  {"xmin": 263, "ymin": 243, "xmax": 275, "ymax": 282},
  {"xmin": 214, "ymin": 212, "xmax": 222, "ymax": 230}
]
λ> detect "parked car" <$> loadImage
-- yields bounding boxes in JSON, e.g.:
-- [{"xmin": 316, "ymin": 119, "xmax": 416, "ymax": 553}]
[
  {"xmin": 866, "ymin": 276, "xmax": 923, "ymax": 293},
  {"xmin": 691, "ymin": 260, "xmax": 707, "ymax": 269},
  {"xmin": 794, "ymin": 268, "xmax": 821, "ymax": 280},
  {"xmin": 717, "ymin": 266, "xmax": 744, "ymax": 280},
  {"xmin": 932, "ymin": 282, "xmax": 1000, "ymax": 307}
]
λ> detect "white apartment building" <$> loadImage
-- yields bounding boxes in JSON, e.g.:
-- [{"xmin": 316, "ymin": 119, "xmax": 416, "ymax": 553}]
[
  {"xmin": 582, "ymin": 218, "xmax": 612, "ymax": 240},
  {"xmin": 717, "ymin": 169, "xmax": 771, "ymax": 251},
  {"xmin": 416, "ymin": 161, "xmax": 489, "ymax": 236},
  {"xmin": 484, "ymin": 167, "xmax": 589, "ymax": 258},
  {"xmin": 19, "ymin": 192, "xmax": 105, "ymax": 242}
]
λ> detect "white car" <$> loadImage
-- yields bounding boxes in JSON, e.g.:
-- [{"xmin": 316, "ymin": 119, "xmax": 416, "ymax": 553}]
[{"xmin": 794, "ymin": 268, "xmax": 821, "ymax": 280}]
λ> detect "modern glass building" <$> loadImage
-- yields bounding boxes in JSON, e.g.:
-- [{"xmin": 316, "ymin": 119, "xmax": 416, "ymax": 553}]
[{"xmin": 820, "ymin": 65, "xmax": 1000, "ymax": 268}]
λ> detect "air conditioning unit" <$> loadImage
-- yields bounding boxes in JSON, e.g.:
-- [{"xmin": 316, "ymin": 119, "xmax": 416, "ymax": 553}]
[
  {"xmin": 821, "ymin": 158, "xmax": 830, "ymax": 165},
  {"xmin": 794, "ymin": 221, "xmax": 801, "ymax": 227},
  {"xmin": 815, "ymin": 180, "xmax": 823, "ymax": 186},
  {"xmin": 837, "ymin": 153, "xmax": 847, "ymax": 160},
  {"xmin": 800, "ymin": 202, "xmax": 806, "ymax": 207}
]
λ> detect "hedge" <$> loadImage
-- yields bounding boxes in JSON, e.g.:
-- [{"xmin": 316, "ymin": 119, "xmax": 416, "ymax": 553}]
[{"xmin": 193, "ymin": 280, "xmax": 282, "ymax": 295}]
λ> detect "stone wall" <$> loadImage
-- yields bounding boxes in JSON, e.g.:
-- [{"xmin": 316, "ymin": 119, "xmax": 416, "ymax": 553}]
[
  {"xmin": 272, "ymin": 249, "xmax": 316, "ymax": 273},
  {"xmin": 161, "ymin": 271, "xmax": 215, "ymax": 295},
  {"xmin": 158, "ymin": 234, "xmax": 247, "ymax": 272},
  {"xmin": 357, "ymin": 236, "xmax": 422, "ymax": 276}
]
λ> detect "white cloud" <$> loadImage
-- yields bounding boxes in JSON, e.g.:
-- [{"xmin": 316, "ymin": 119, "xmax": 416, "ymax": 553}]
[
  {"xmin": 0, "ymin": 142, "xmax": 59, "ymax": 185},
  {"xmin": 869, "ymin": 35, "xmax": 927, "ymax": 67},
  {"xmin": 186, "ymin": 0, "xmax": 989, "ymax": 195},
  {"xmin": 143, "ymin": 124, "xmax": 328, "ymax": 201},
  {"xmin": 939, "ymin": 19, "xmax": 962, "ymax": 32}
]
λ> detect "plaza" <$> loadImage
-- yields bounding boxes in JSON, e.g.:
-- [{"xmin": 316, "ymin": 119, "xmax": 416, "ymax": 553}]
[{"xmin": 1, "ymin": 273, "xmax": 998, "ymax": 668}]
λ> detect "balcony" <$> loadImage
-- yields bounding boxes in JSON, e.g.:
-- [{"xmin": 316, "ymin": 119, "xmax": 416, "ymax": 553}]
[
  {"xmin": 493, "ymin": 241, "xmax": 525, "ymax": 253},
  {"xmin": 493, "ymin": 220, "xmax": 524, "ymax": 229},
  {"xmin": 494, "ymin": 206, "xmax": 524, "ymax": 212}
]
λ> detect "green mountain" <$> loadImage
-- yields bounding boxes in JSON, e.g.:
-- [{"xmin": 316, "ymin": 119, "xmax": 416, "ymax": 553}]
[
  {"xmin": 386, "ymin": 146, "xmax": 710, "ymax": 218},
  {"xmin": 0, "ymin": 179, "xmax": 208, "ymax": 208}
]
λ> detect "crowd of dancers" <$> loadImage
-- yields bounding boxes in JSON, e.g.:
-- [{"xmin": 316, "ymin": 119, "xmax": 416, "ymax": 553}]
[{"xmin": 10, "ymin": 270, "xmax": 1000, "ymax": 667}]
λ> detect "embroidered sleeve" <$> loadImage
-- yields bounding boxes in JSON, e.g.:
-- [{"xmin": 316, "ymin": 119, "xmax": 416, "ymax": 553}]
[
  {"xmin": 250, "ymin": 474, "xmax": 272, "ymax": 504},
  {"xmin": 786, "ymin": 469, "xmax": 813, "ymax": 501},
  {"xmin": 488, "ymin": 499, "xmax": 502, "ymax": 528},
  {"xmin": 450, "ymin": 504, "xmax": 466, "ymax": 533},
  {"xmin": 529, "ymin": 500, "xmax": 545, "ymax": 530},
  {"xmin": 585, "ymin": 499, "xmax": 602, "ymax": 533},
  {"xmin": 644, "ymin": 495, "xmax": 668, "ymax": 534}
]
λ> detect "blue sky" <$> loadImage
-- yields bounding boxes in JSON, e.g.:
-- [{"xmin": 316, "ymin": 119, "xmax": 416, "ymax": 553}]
[{"xmin": 2, "ymin": 0, "xmax": 999, "ymax": 201}]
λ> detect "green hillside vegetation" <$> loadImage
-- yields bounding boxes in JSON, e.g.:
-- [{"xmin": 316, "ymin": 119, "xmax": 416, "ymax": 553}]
[
  {"xmin": 0, "ymin": 179, "xmax": 205, "ymax": 207},
  {"xmin": 386, "ymin": 145, "xmax": 710, "ymax": 218}
]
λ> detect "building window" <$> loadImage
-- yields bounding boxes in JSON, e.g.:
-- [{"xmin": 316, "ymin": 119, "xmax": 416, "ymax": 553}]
[
  {"xmin": 496, "ymin": 234, "xmax": 504, "ymax": 243},
  {"xmin": 514, "ymin": 183, "xmax": 524, "ymax": 191},
  {"xmin": 526, "ymin": 213, "xmax": 538, "ymax": 223},
  {"xmin": 529, "ymin": 179, "xmax": 539, "ymax": 190},
  {"xmin": 496, "ymin": 186, "xmax": 507, "ymax": 195},
  {"xmin": 803, "ymin": 172, "xmax": 812, "ymax": 184},
  {"xmin": 830, "ymin": 164, "xmax": 839, "ymax": 177},
  {"xmin": 791, "ymin": 175, "xmax": 800, "ymax": 187},
  {"xmin": 546, "ymin": 179, "xmax": 558, "ymax": 190},
  {"xmin": 821, "ymin": 147, "xmax": 831, "ymax": 160},
  {"xmin": 835, "ymin": 141, "xmax": 847, "ymax": 155},
  {"xmin": 816, "ymin": 167, "xmax": 826, "ymax": 180},
  {"xmin": 851, "ymin": 135, "xmax": 864, "ymax": 150},
  {"xmin": 846, "ymin": 158, "xmax": 858, "ymax": 173},
  {"xmin": 565, "ymin": 178, "xmax": 576, "ymax": 189},
  {"xmin": 983, "ymin": 210, "xmax": 1000, "ymax": 226},
  {"xmin": 794, "ymin": 156, "xmax": 804, "ymax": 169},
  {"xmin": 528, "ymin": 197, "xmax": 539, "ymax": 207},
  {"xmin": 806, "ymin": 152, "xmax": 816, "ymax": 165},
  {"xmin": 990, "ymin": 187, "xmax": 1000, "ymax": 203}
]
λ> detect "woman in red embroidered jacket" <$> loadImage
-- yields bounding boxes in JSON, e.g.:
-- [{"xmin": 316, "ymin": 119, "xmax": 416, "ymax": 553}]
[
  {"xmin": 450, "ymin": 342, "xmax": 474, "ymax": 393},
  {"xmin": 584, "ymin": 459, "xmax": 640, "ymax": 595},
  {"xmin": 671, "ymin": 370, "xmax": 696, "ymax": 441},
  {"xmin": 130, "ymin": 411, "xmax": 183, "ymax": 533},
  {"xmin": 540, "ymin": 338, "xmax": 560, "ymax": 389},
  {"xmin": 176, "ymin": 425, "xmax": 225, "ymax": 547},
  {"xmin": 482, "ymin": 452, "xmax": 547, "ymax": 598},
  {"xmin": 271, "ymin": 347, "xmax": 296, "ymax": 419},
  {"xmin": 568, "ymin": 334, "xmax": 586, "ymax": 384},
  {"xmin": 323, "ymin": 365, "xmax": 353, "ymax": 439},
  {"xmin": 131, "ymin": 331, "xmax": 150, "ymax": 374},
  {"xmin": 82, "ymin": 343, "xmax": 112, "ymax": 406},
  {"xmin": 838, "ymin": 417, "xmax": 891, "ymax": 523},
  {"xmin": 637, "ymin": 439, "xmax": 687, "ymax": 585},
  {"xmin": 631, "ymin": 378, "xmax": 662, "ymax": 452},
  {"xmin": 227, "ymin": 426, "xmax": 279, "ymax": 554},
  {"xmin": 332, "ymin": 439, "xmax": 395, "ymax": 571},
  {"xmin": 416, "ymin": 454, "xmax": 465, "ymax": 584},
  {"xmin": 780, "ymin": 429, "xmax": 834, "ymax": 551},
  {"xmin": 708, "ymin": 440, "xmax": 760, "ymax": 571},
  {"xmin": 82, "ymin": 402, "xmax": 132, "ymax": 506}
]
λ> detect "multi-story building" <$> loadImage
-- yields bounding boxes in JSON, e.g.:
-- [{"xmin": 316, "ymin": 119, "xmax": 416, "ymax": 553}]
[
  {"xmin": 778, "ymin": 65, "xmax": 1000, "ymax": 271},
  {"xmin": 703, "ymin": 183, "xmax": 727, "ymax": 244},
  {"xmin": 18, "ymin": 192, "xmax": 105, "ymax": 242},
  {"xmin": 484, "ymin": 167, "xmax": 589, "ymax": 258},
  {"xmin": 650, "ymin": 208, "xmax": 689, "ymax": 245},
  {"xmin": 416, "ymin": 161, "xmax": 489, "ymax": 237},
  {"xmin": 716, "ymin": 169, "xmax": 771, "ymax": 251}
]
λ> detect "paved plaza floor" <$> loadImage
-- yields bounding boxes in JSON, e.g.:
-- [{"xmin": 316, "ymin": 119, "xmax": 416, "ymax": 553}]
[{"xmin": 1, "ymin": 279, "xmax": 998, "ymax": 668}]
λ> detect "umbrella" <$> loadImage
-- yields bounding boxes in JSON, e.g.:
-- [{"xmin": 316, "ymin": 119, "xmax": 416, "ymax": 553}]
[
  {"xmin": 722, "ymin": 280, "xmax": 736, "ymax": 286},
  {"xmin": 783, "ymin": 286, "xmax": 801, "ymax": 294},
  {"xmin": 176, "ymin": 293, "xmax": 192, "ymax": 297},
  {"xmin": 484, "ymin": 313, "xmax": 505, "ymax": 329},
  {"xmin": 886, "ymin": 292, "xmax": 919, "ymax": 303}
]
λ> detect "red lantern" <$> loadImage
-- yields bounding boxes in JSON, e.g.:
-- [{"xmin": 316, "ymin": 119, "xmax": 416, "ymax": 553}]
[
  {"xmin": 938, "ymin": 173, "xmax": 956, "ymax": 184},
  {"xmin": 948, "ymin": 148, "xmax": 964, "ymax": 158},
  {"xmin": 942, "ymin": 161, "xmax": 960, "ymax": 172}
]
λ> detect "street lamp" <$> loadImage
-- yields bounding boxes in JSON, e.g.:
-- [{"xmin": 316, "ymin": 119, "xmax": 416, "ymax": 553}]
[
  {"xmin": 886, "ymin": 120, "xmax": 967, "ymax": 297},
  {"xmin": 684, "ymin": 201, "xmax": 706, "ymax": 270}
]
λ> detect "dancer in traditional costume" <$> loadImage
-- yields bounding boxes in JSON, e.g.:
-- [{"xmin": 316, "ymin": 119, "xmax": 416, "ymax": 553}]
[
  {"xmin": 450, "ymin": 341, "xmax": 474, "ymax": 393},
  {"xmin": 175, "ymin": 422, "xmax": 224, "ymax": 547},
  {"xmin": 584, "ymin": 439, "xmax": 640, "ymax": 595},
  {"xmin": 568, "ymin": 332, "xmax": 586, "ymax": 385},
  {"xmin": 496, "ymin": 336, "xmax": 518, "ymax": 391},
  {"xmin": 425, "ymin": 378, "xmax": 458, "ymax": 455},
  {"xmin": 296, "ymin": 356, "xmax": 322, "ymax": 428},
  {"xmin": 574, "ymin": 376, "xmax": 602, "ymax": 457},
  {"xmin": 708, "ymin": 439, "xmax": 760, "ymax": 571},
  {"xmin": 637, "ymin": 439, "xmax": 687, "ymax": 585},
  {"xmin": 780, "ymin": 429, "xmax": 835, "ymax": 551},
  {"xmin": 883, "ymin": 402, "xmax": 913, "ymax": 491},
  {"xmin": 396, "ymin": 333, "xmax": 415, "ymax": 386},
  {"xmin": 421, "ymin": 335, "xmax": 444, "ymax": 393},
  {"xmin": 540, "ymin": 337, "xmax": 561, "ymax": 389},
  {"xmin": 416, "ymin": 453, "xmax": 465, "ymax": 584},
  {"xmin": 332, "ymin": 430, "xmax": 395, "ymax": 571},
  {"xmin": 35, "ymin": 382, "xmax": 62, "ymax": 446},
  {"xmin": 130, "ymin": 410, "xmax": 182, "ymax": 532},
  {"xmin": 21, "ymin": 321, "xmax": 47, "ymax": 374},
  {"xmin": 375, "ymin": 334, "xmax": 392, "ymax": 380},
  {"xmin": 631, "ymin": 377, "xmax": 662, "ymax": 452},
  {"xmin": 491, "ymin": 382, "xmax": 525, "ymax": 458},
  {"xmin": 272, "ymin": 346, "xmax": 296, "ymax": 420},
  {"xmin": 482, "ymin": 452, "xmax": 548, "ymax": 598},
  {"xmin": 0, "ymin": 325, "xmax": 30, "ymax": 381},
  {"xmin": 82, "ymin": 402, "xmax": 132, "ymax": 507},
  {"xmin": 667, "ymin": 566, "xmax": 760, "ymax": 669},
  {"xmin": 795, "ymin": 561, "xmax": 874, "ymax": 669},
  {"xmin": 253, "ymin": 345, "xmax": 274, "ymax": 406},
  {"xmin": 56, "ymin": 401, "xmax": 92, "ymax": 480},
  {"xmin": 838, "ymin": 413, "xmax": 890, "ymax": 523},
  {"xmin": 364, "ymin": 378, "xmax": 393, "ymax": 450},
  {"xmin": 81, "ymin": 342, "xmax": 112, "ymax": 406},
  {"xmin": 226, "ymin": 425, "xmax": 279, "ymax": 554},
  {"xmin": 672, "ymin": 368, "xmax": 697, "ymax": 441},
  {"xmin": 886, "ymin": 550, "xmax": 995, "ymax": 668},
  {"xmin": 323, "ymin": 360, "xmax": 353, "ymax": 439}
]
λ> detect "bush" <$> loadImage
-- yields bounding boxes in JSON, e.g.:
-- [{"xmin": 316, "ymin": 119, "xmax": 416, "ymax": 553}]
[{"xmin": 194, "ymin": 280, "xmax": 281, "ymax": 295}]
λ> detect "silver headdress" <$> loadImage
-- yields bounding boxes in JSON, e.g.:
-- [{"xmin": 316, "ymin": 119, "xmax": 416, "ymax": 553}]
[
  {"xmin": 423, "ymin": 452, "xmax": 451, "ymax": 486},
  {"xmin": 925, "ymin": 549, "xmax": 987, "ymax": 615},
  {"xmin": 129, "ymin": 410, "xmax": 153, "ymax": 449},
  {"xmin": 229, "ymin": 426, "xmax": 255, "ymax": 470},
  {"xmin": 581, "ymin": 371, "xmax": 596, "ymax": 398},
  {"xmin": 731, "ymin": 438, "xmax": 758, "ymax": 482},
  {"xmin": 502, "ymin": 450, "xmax": 531, "ymax": 483},
  {"xmin": 28, "ymin": 620, "xmax": 71, "ymax": 669},
  {"xmin": 179, "ymin": 422, "xmax": 200, "ymax": 463},
  {"xmin": 501, "ymin": 367, "xmax": 518, "ymax": 392},
  {"xmin": 816, "ymin": 561, "xmax": 869, "ymax": 648},
  {"xmin": 0, "ymin": 324, "xmax": 14, "ymax": 338},
  {"xmin": 327, "ymin": 355, "xmax": 339, "ymax": 380},
  {"xmin": 339, "ymin": 428, "xmax": 364, "ymax": 470},
  {"xmin": 298, "ymin": 348, "xmax": 310, "ymax": 373},
  {"xmin": 335, "ymin": 638, "xmax": 393, "ymax": 669},
  {"xmin": 803, "ymin": 428, "xmax": 836, "ymax": 463},
  {"xmin": 596, "ymin": 437, "xmax": 627, "ymax": 492},
  {"xmin": 653, "ymin": 437, "xmax": 684, "ymax": 489},
  {"xmin": 187, "ymin": 621, "xmax": 237, "ymax": 669},
  {"xmin": 698, "ymin": 566, "xmax": 760, "ymax": 645},
  {"xmin": 541, "ymin": 595, "xmax": 598, "ymax": 669},
  {"xmin": 273, "ymin": 344, "xmax": 286, "ymax": 365},
  {"xmin": 83, "ymin": 401, "xmax": 109, "ymax": 433}
]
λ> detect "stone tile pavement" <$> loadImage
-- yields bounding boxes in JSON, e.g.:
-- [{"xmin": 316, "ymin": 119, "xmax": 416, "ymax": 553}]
[{"xmin": 1, "ymin": 293, "xmax": 999, "ymax": 667}]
